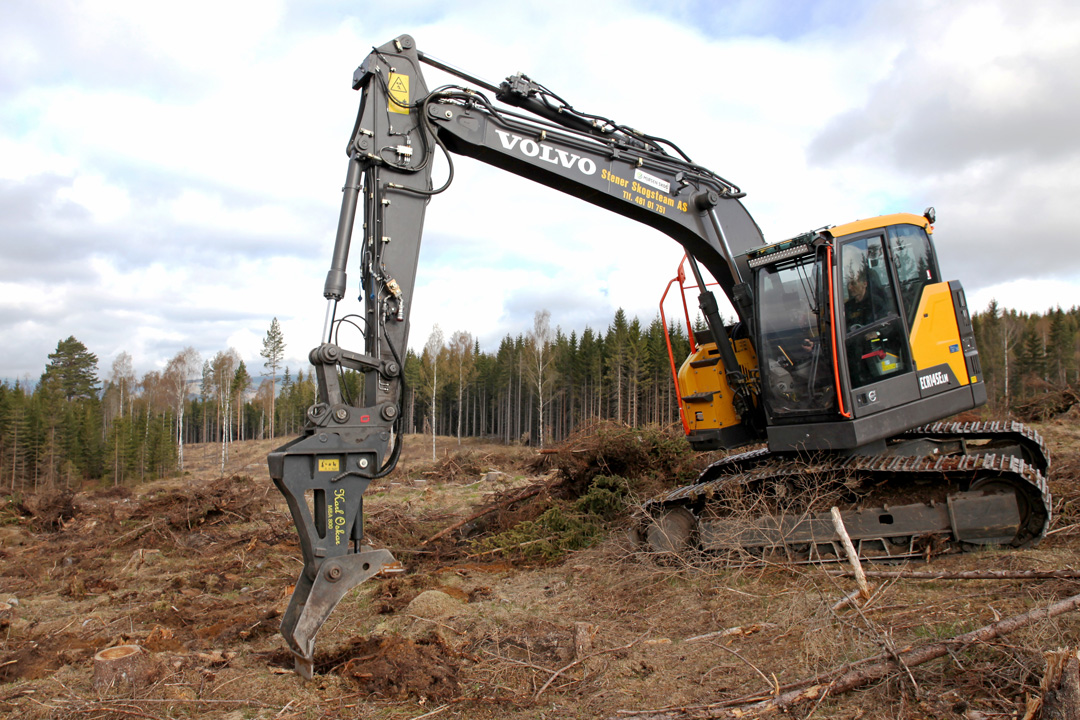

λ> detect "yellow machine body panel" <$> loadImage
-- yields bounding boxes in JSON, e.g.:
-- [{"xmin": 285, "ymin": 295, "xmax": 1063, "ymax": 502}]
[
  {"xmin": 830, "ymin": 213, "xmax": 931, "ymax": 239},
  {"xmin": 909, "ymin": 281, "xmax": 972, "ymax": 385},
  {"xmin": 678, "ymin": 338, "xmax": 758, "ymax": 435}
]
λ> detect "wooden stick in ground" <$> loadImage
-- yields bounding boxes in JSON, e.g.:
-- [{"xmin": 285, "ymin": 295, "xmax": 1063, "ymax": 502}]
[
  {"xmin": 613, "ymin": 591, "xmax": 1080, "ymax": 720},
  {"xmin": 830, "ymin": 506, "xmax": 871, "ymax": 601},
  {"xmin": 828, "ymin": 568, "xmax": 1080, "ymax": 581}
]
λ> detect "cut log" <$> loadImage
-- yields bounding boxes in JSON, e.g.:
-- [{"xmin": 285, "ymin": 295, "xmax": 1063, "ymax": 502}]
[
  {"xmin": 92, "ymin": 645, "xmax": 154, "ymax": 692},
  {"xmin": 828, "ymin": 569, "xmax": 1080, "ymax": 581},
  {"xmin": 1040, "ymin": 648, "xmax": 1080, "ymax": 720}
]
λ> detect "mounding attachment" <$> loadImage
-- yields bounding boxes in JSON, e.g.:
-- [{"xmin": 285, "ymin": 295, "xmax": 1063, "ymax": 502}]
[{"xmin": 269, "ymin": 435, "xmax": 396, "ymax": 678}]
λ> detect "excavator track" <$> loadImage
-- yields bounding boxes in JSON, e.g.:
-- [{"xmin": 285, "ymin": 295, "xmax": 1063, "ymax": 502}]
[
  {"xmin": 900, "ymin": 421, "xmax": 1050, "ymax": 474},
  {"xmin": 641, "ymin": 422, "xmax": 1052, "ymax": 563}
]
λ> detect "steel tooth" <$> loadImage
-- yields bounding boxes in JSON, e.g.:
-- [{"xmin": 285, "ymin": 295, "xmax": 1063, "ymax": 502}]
[{"xmin": 294, "ymin": 654, "xmax": 314, "ymax": 680}]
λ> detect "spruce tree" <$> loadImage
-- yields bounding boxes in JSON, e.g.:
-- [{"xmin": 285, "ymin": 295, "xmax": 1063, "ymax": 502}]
[
  {"xmin": 261, "ymin": 318, "xmax": 286, "ymax": 439},
  {"xmin": 43, "ymin": 336, "xmax": 99, "ymax": 401}
]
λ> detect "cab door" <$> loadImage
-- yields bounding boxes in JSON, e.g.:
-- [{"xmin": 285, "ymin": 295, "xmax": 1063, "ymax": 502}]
[
  {"xmin": 885, "ymin": 224, "xmax": 974, "ymax": 397},
  {"xmin": 838, "ymin": 233, "xmax": 920, "ymax": 417}
]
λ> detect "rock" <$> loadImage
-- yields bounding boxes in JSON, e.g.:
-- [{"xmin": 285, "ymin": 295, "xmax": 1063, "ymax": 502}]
[{"xmin": 406, "ymin": 590, "xmax": 463, "ymax": 620}]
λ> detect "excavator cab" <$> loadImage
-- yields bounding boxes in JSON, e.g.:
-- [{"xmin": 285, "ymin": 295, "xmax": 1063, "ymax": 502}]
[{"xmin": 669, "ymin": 211, "xmax": 988, "ymax": 454}]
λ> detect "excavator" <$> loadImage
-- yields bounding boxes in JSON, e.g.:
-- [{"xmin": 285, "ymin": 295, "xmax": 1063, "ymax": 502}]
[{"xmin": 268, "ymin": 34, "xmax": 1052, "ymax": 677}]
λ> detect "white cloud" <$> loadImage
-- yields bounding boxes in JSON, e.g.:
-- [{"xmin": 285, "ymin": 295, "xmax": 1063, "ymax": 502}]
[
  {"xmin": 226, "ymin": 328, "xmax": 264, "ymax": 366},
  {"xmin": 56, "ymin": 174, "xmax": 131, "ymax": 223},
  {"xmin": 0, "ymin": 137, "xmax": 77, "ymax": 181},
  {"xmin": 2, "ymin": 0, "xmax": 1079, "ymax": 383},
  {"xmin": 968, "ymin": 277, "xmax": 1080, "ymax": 317},
  {"xmin": 168, "ymin": 190, "xmax": 305, "ymax": 236},
  {"xmin": 55, "ymin": 0, "xmax": 286, "ymax": 82}
]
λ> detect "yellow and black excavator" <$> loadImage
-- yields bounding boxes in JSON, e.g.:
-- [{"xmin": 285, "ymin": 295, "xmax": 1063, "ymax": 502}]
[{"xmin": 268, "ymin": 34, "xmax": 1051, "ymax": 676}]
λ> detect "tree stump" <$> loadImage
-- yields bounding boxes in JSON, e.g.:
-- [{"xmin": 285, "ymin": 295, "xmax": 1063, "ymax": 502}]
[
  {"xmin": 0, "ymin": 602, "xmax": 12, "ymax": 630},
  {"xmin": 1039, "ymin": 648, "xmax": 1080, "ymax": 720},
  {"xmin": 574, "ymin": 621, "xmax": 598, "ymax": 658},
  {"xmin": 93, "ymin": 645, "xmax": 153, "ymax": 693}
]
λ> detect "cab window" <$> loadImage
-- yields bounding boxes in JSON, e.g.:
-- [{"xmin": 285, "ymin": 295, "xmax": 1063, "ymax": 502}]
[
  {"xmin": 757, "ymin": 251, "xmax": 836, "ymax": 416},
  {"xmin": 841, "ymin": 235, "xmax": 910, "ymax": 389},
  {"xmin": 887, "ymin": 224, "xmax": 939, "ymax": 327},
  {"xmin": 842, "ymin": 235, "xmax": 897, "ymax": 331}
]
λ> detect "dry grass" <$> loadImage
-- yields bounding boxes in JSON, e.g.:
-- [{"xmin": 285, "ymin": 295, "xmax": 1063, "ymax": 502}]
[{"xmin": 0, "ymin": 425, "xmax": 1078, "ymax": 719}]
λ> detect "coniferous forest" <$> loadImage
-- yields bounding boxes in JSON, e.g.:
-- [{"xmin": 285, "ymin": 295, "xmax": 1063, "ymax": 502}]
[{"xmin": 0, "ymin": 302, "xmax": 1077, "ymax": 491}]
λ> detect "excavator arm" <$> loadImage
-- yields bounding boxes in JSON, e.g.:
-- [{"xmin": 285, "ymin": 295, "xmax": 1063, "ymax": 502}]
[{"xmin": 268, "ymin": 34, "xmax": 768, "ymax": 676}]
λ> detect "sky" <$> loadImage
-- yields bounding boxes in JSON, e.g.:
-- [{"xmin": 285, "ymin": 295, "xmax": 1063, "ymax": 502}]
[{"xmin": 2, "ymin": 0, "xmax": 1080, "ymax": 384}]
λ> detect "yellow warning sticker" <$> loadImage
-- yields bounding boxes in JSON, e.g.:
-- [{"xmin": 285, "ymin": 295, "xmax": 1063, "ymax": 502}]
[
  {"xmin": 318, "ymin": 458, "xmax": 340, "ymax": 472},
  {"xmin": 388, "ymin": 72, "xmax": 410, "ymax": 115}
]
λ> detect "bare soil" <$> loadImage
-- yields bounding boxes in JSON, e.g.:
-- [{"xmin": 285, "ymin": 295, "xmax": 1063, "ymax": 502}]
[{"xmin": 2, "ymin": 421, "xmax": 1080, "ymax": 719}]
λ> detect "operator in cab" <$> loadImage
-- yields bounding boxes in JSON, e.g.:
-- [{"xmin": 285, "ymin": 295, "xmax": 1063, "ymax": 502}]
[{"xmin": 844, "ymin": 268, "xmax": 884, "ymax": 329}]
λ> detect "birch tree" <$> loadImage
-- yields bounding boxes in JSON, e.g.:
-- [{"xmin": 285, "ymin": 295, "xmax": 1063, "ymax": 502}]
[
  {"xmin": 527, "ymin": 310, "xmax": 556, "ymax": 449},
  {"xmin": 110, "ymin": 352, "xmax": 136, "ymax": 420},
  {"xmin": 212, "ymin": 349, "xmax": 240, "ymax": 474},
  {"xmin": 164, "ymin": 347, "xmax": 201, "ymax": 471}
]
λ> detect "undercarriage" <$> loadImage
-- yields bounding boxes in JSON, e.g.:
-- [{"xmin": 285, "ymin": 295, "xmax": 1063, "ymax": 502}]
[{"xmin": 641, "ymin": 421, "xmax": 1052, "ymax": 563}]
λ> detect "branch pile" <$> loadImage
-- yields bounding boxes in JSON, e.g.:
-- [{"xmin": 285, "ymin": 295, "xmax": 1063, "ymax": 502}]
[
  {"xmin": 1015, "ymin": 381, "xmax": 1080, "ymax": 421},
  {"xmin": 532, "ymin": 421, "xmax": 700, "ymax": 496}
]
